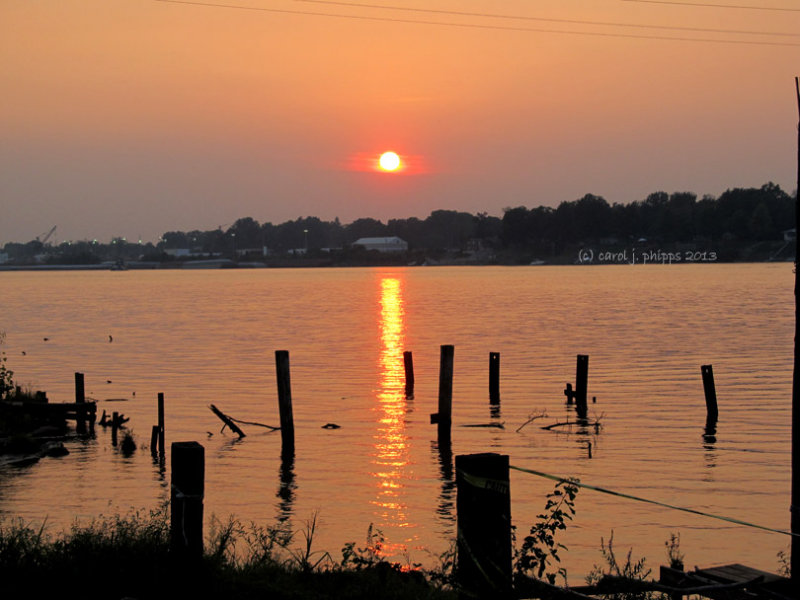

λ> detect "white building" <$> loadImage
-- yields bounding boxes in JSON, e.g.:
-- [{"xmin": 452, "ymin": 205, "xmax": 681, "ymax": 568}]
[{"xmin": 352, "ymin": 236, "xmax": 408, "ymax": 253}]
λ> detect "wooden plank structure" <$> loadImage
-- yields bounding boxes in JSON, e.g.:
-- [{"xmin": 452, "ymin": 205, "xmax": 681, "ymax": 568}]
[
  {"xmin": 0, "ymin": 400, "xmax": 97, "ymax": 425},
  {"xmin": 659, "ymin": 564, "xmax": 794, "ymax": 600}
]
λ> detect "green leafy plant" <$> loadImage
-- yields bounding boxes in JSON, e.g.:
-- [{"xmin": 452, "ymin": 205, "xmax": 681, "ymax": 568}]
[
  {"xmin": 665, "ymin": 532, "xmax": 684, "ymax": 571},
  {"xmin": 513, "ymin": 478, "xmax": 579, "ymax": 585},
  {"xmin": 777, "ymin": 546, "xmax": 790, "ymax": 577},
  {"xmin": 341, "ymin": 523, "xmax": 401, "ymax": 571},
  {"xmin": 586, "ymin": 531, "xmax": 654, "ymax": 600},
  {"xmin": 0, "ymin": 332, "xmax": 15, "ymax": 400}
]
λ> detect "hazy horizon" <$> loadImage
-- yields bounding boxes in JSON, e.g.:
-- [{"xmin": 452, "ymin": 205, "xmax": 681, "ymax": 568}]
[{"xmin": 3, "ymin": 0, "xmax": 799, "ymax": 244}]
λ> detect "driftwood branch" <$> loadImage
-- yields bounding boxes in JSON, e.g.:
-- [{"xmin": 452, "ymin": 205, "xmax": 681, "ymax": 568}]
[
  {"xmin": 209, "ymin": 404, "xmax": 247, "ymax": 438},
  {"xmin": 230, "ymin": 416, "xmax": 280, "ymax": 431},
  {"xmin": 516, "ymin": 410, "xmax": 547, "ymax": 433},
  {"xmin": 541, "ymin": 419, "xmax": 601, "ymax": 432}
]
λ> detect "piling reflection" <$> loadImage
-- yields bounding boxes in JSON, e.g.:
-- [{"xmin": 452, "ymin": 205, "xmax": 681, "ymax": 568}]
[
  {"xmin": 277, "ymin": 448, "xmax": 296, "ymax": 525},
  {"xmin": 371, "ymin": 276, "xmax": 413, "ymax": 553}
]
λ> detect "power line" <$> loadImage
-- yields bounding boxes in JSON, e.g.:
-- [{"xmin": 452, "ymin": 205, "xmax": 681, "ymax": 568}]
[
  {"xmin": 621, "ymin": 0, "xmax": 800, "ymax": 11},
  {"xmin": 297, "ymin": 0, "xmax": 800, "ymax": 38},
  {"xmin": 154, "ymin": 0, "xmax": 800, "ymax": 46}
]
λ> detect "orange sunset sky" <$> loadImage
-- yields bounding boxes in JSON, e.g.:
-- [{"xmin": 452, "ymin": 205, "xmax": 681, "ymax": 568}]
[{"xmin": 2, "ymin": 0, "xmax": 799, "ymax": 244}]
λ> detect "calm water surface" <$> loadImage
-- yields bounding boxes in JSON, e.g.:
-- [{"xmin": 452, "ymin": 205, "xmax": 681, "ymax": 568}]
[{"xmin": 0, "ymin": 264, "xmax": 793, "ymax": 579}]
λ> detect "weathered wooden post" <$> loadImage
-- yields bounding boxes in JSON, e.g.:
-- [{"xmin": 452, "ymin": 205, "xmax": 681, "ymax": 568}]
[
  {"xmin": 170, "ymin": 441, "xmax": 205, "ymax": 560},
  {"xmin": 403, "ymin": 350, "xmax": 415, "ymax": 397},
  {"xmin": 455, "ymin": 452, "xmax": 512, "ymax": 598},
  {"xmin": 430, "ymin": 345, "xmax": 454, "ymax": 442},
  {"xmin": 489, "ymin": 352, "xmax": 500, "ymax": 404},
  {"xmin": 75, "ymin": 372, "xmax": 86, "ymax": 434},
  {"xmin": 150, "ymin": 425, "xmax": 159, "ymax": 457},
  {"xmin": 111, "ymin": 411, "xmax": 119, "ymax": 446},
  {"xmin": 275, "ymin": 350, "xmax": 295, "ymax": 452},
  {"xmin": 157, "ymin": 392, "xmax": 166, "ymax": 457},
  {"xmin": 575, "ymin": 355, "xmax": 589, "ymax": 409},
  {"xmin": 701, "ymin": 364, "xmax": 719, "ymax": 421}
]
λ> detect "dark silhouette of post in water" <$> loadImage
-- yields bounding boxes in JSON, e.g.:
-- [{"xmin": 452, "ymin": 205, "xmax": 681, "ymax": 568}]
[
  {"xmin": 403, "ymin": 350, "xmax": 414, "ymax": 398},
  {"xmin": 576, "ymin": 354, "xmax": 589, "ymax": 419},
  {"xmin": 275, "ymin": 350, "xmax": 295, "ymax": 453},
  {"xmin": 791, "ymin": 75, "xmax": 799, "ymax": 583},
  {"xmin": 455, "ymin": 453, "xmax": 512, "ymax": 598},
  {"xmin": 430, "ymin": 345, "xmax": 454, "ymax": 443},
  {"xmin": 170, "ymin": 441, "xmax": 204, "ymax": 560},
  {"xmin": 157, "ymin": 392, "xmax": 165, "ymax": 458},
  {"xmin": 150, "ymin": 425, "xmax": 159, "ymax": 457},
  {"xmin": 489, "ymin": 352, "xmax": 500, "ymax": 404},
  {"xmin": 75, "ymin": 372, "xmax": 86, "ymax": 434},
  {"xmin": 701, "ymin": 365, "xmax": 719, "ymax": 422},
  {"xmin": 111, "ymin": 411, "xmax": 119, "ymax": 446}
]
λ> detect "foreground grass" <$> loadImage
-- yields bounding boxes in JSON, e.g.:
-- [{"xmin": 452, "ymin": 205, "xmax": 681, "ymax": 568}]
[{"xmin": 0, "ymin": 508, "xmax": 456, "ymax": 600}]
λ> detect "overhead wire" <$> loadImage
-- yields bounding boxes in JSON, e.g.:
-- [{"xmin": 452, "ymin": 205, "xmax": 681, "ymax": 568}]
[
  {"xmin": 296, "ymin": 0, "xmax": 800, "ymax": 38},
  {"xmin": 621, "ymin": 0, "xmax": 800, "ymax": 12},
  {"xmin": 154, "ymin": 0, "xmax": 800, "ymax": 47}
]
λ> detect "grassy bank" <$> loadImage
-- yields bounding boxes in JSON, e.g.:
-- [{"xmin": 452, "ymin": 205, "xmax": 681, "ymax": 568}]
[{"xmin": 0, "ymin": 508, "xmax": 457, "ymax": 600}]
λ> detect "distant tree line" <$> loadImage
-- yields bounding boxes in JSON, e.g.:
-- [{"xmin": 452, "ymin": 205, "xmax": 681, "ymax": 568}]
[
  {"xmin": 1, "ymin": 182, "xmax": 795, "ymax": 265},
  {"xmin": 501, "ymin": 182, "xmax": 794, "ymax": 255}
]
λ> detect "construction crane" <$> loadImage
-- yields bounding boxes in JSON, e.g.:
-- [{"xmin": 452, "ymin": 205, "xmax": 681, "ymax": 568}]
[{"xmin": 38, "ymin": 226, "xmax": 57, "ymax": 244}]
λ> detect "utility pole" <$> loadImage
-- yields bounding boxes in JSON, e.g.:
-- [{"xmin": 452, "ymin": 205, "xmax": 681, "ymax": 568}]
[{"xmin": 792, "ymin": 76, "xmax": 799, "ymax": 583}]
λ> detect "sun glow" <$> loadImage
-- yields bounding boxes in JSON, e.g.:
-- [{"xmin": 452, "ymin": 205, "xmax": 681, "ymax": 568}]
[{"xmin": 378, "ymin": 151, "xmax": 401, "ymax": 172}]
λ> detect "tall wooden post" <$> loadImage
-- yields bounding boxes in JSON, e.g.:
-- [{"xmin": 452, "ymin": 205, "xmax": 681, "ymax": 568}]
[
  {"xmin": 455, "ymin": 453, "xmax": 512, "ymax": 598},
  {"xmin": 75, "ymin": 372, "xmax": 86, "ymax": 434},
  {"xmin": 157, "ymin": 392, "xmax": 165, "ymax": 457},
  {"xmin": 431, "ymin": 345, "xmax": 454, "ymax": 442},
  {"xmin": 170, "ymin": 441, "xmax": 205, "ymax": 560},
  {"xmin": 403, "ymin": 351, "xmax": 415, "ymax": 397},
  {"xmin": 275, "ymin": 350, "xmax": 295, "ymax": 452},
  {"xmin": 489, "ymin": 352, "xmax": 500, "ymax": 404},
  {"xmin": 701, "ymin": 365, "xmax": 719, "ymax": 421},
  {"xmin": 791, "ymin": 75, "xmax": 799, "ymax": 583}
]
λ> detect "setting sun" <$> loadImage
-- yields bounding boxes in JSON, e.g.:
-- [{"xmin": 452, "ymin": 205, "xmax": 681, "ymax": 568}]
[{"xmin": 378, "ymin": 151, "xmax": 401, "ymax": 172}]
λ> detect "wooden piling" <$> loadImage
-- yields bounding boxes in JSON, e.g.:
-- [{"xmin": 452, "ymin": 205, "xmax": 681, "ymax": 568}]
[
  {"xmin": 430, "ymin": 345, "xmax": 454, "ymax": 441},
  {"xmin": 170, "ymin": 441, "xmax": 205, "ymax": 560},
  {"xmin": 489, "ymin": 352, "xmax": 500, "ymax": 404},
  {"xmin": 455, "ymin": 452, "xmax": 512, "ymax": 598},
  {"xmin": 111, "ymin": 411, "xmax": 119, "ymax": 446},
  {"xmin": 150, "ymin": 425, "xmax": 159, "ymax": 456},
  {"xmin": 403, "ymin": 351, "xmax": 415, "ymax": 397},
  {"xmin": 575, "ymin": 355, "xmax": 588, "ymax": 409},
  {"xmin": 275, "ymin": 350, "xmax": 295, "ymax": 451},
  {"xmin": 157, "ymin": 392, "xmax": 165, "ymax": 457},
  {"xmin": 701, "ymin": 364, "xmax": 719, "ymax": 421},
  {"xmin": 75, "ymin": 372, "xmax": 86, "ymax": 434}
]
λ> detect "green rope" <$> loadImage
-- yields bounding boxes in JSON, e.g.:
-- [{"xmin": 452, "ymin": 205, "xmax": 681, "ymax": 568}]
[{"xmin": 509, "ymin": 464, "xmax": 798, "ymax": 538}]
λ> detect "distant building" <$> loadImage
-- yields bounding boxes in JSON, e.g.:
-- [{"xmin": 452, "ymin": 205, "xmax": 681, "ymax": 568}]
[
  {"xmin": 352, "ymin": 236, "xmax": 408, "ymax": 253},
  {"xmin": 0, "ymin": 253, "xmax": 8, "ymax": 264}
]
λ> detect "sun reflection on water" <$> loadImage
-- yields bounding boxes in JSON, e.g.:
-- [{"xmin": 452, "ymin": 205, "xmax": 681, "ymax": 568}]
[{"xmin": 371, "ymin": 276, "xmax": 415, "ymax": 555}]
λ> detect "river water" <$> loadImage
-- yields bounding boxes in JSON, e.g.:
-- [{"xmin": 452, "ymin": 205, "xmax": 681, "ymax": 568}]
[{"xmin": 0, "ymin": 264, "xmax": 793, "ymax": 580}]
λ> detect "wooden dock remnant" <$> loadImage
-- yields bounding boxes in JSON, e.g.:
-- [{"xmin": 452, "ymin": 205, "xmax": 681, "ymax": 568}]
[
  {"xmin": 403, "ymin": 350, "xmax": 414, "ymax": 397},
  {"xmin": 455, "ymin": 452, "xmax": 512, "ymax": 598},
  {"xmin": 701, "ymin": 364, "xmax": 719, "ymax": 421},
  {"xmin": 170, "ymin": 441, "xmax": 204, "ymax": 560},
  {"xmin": 275, "ymin": 350, "xmax": 295, "ymax": 452},
  {"xmin": 430, "ymin": 345, "xmax": 454, "ymax": 442},
  {"xmin": 489, "ymin": 352, "xmax": 500, "ymax": 404},
  {"xmin": 157, "ymin": 392, "xmax": 166, "ymax": 457},
  {"xmin": 576, "ymin": 354, "xmax": 589, "ymax": 416},
  {"xmin": 75, "ymin": 372, "xmax": 87, "ymax": 433}
]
